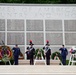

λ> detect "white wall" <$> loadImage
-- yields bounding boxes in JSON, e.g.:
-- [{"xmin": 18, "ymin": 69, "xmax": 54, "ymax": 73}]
[{"xmin": 0, "ymin": 4, "xmax": 76, "ymax": 59}]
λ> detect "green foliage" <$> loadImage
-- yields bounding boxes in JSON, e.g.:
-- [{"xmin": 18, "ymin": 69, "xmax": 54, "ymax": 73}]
[
  {"xmin": 51, "ymin": 51, "xmax": 61, "ymax": 60},
  {"xmin": 0, "ymin": 59, "xmax": 14, "ymax": 65},
  {"xmin": 0, "ymin": 0, "xmax": 76, "ymax": 3},
  {"xmin": 2, "ymin": 54, "xmax": 9, "ymax": 62},
  {"xmin": 10, "ymin": 59, "xmax": 14, "ymax": 65},
  {"xmin": 1, "ymin": 54, "xmax": 14, "ymax": 65},
  {"xmin": 35, "ymin": 48, "xmax": 44, "ymax": 59},
  {"xmin": 66, "ymin": 60, "xmax": 69, "ymax": 65}
]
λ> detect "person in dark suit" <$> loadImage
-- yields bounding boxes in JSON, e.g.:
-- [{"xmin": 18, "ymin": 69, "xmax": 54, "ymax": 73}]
[
  {"xmin": 59, "ymin": 45, "xmax": 68, "ymax": 65},
  {"xmin": 26, "ymin": 40, "xmax": 35, "ymax": 65},
  {"xmin": 12, "ymin": 44, "xmax": 20, "ymax": 65},
  {"xmin": 43, "ymin": 40, "xmax": 51, "ymax": 65}
]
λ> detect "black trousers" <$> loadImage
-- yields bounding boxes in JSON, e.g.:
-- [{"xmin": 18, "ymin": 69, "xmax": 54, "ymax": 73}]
[
  {"xmin": 46, "ymin": 58, "xmax": 50, "ymax": 65},
  {"xmin": 62, "ymin": 58, "xmax": 66, "ymax": 65},
  {"xmin": 30, "ymin": 58, "xmax": 34, "ymax": 65},
  {"xmin": 14, "ymin": 56, "xmax": 18, "ymax": 65}
]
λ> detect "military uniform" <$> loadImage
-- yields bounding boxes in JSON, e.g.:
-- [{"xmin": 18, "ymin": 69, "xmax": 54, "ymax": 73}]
[
  {"xmin": 27, "ymin": 40, "xmax": 35, "ymax": 65},
  {"xmin": 43, "ymin": 40, "xmax": 51, "ymax": 65},
  {"xmin": 12, "ymin": 44, "xmax": 20, "ymax": 65},
  {"xmin": 59, "ymin": 45, "xmax": 68, "ymax": 65},
  {"xmin": 26, "ymin": 49, "xmax": 30, "ymax": 59}
]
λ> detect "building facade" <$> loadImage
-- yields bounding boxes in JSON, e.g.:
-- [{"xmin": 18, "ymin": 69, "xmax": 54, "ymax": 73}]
[{"xmin": 0, "ymin": 4, "xmax": 76, "ymax": 59}]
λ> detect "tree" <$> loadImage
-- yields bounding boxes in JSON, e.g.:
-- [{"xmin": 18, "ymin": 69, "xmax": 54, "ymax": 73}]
[{"xmin": 0, "ymin": 0, "xmax": 76, "ymax": 4}]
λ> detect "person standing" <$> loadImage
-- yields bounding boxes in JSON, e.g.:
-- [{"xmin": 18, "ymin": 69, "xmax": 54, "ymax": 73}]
[
  {"xmin": 26, "ymin": 40, "xmax": 35, "ymax": 65},
  {"xmin": 26, "ymin": 49, "xmax": 30, "ymax": 59},
  {"xmin": 43, "ymin": 40, "xmax": 51, "ymax": 65},
  {"xmin": 59, "ymin": 45, "xmax": 68, "ymax": 65},
  {"xmin": 12, "ymin": 44, "xmax": 20, "ymax": 65}
]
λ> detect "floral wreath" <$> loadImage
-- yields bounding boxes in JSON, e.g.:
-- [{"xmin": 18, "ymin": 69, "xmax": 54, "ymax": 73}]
[
  {"xmin": 69, "ymin": 46, "xmax": 76, "ymax": 54},
  {"xmin": 51, "ymin": 52, "xmax": 61, "ymax": 61},
  {"xmin": 0, "ymin": 45, "xmax": 13, "ymax": 60}
]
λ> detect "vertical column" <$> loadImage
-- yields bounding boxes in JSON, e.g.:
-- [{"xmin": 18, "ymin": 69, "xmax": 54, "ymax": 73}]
[
  {"xmin": 62, "ymin": 20, "xmax": 65, "ymax": 45},
  {"xmin": 24, "ymin": 19, "xmax": 26, "ymax": 59},
  {"xmin": 5, "ymin": 19, "xmax": 7, "ymax": 45},
  {"xmin": 43, "ymin": 19, "xmax": 46, "ymax": 46}
]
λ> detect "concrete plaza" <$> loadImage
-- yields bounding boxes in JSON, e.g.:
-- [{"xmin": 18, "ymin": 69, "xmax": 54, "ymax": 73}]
[{"xmin": 0, "ymin": 65, "xmax": 76, "ymax": 75}]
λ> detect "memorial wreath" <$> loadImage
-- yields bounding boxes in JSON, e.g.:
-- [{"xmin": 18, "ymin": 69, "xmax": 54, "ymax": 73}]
[
  {"xmin": 0, "ymin": 45, "xmax": 13, "ymax": 61},
  {"xmin": 35, "ymin": 48, "xmax": 45, "ymax": 60}
]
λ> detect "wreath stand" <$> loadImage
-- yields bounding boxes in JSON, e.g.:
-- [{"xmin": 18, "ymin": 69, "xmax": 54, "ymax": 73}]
[
  {"xmin": 34, "ymin": 49, "xmax": 46, "ymax": 65},
  {"xmin": 2, "ymin": 58, "xmax": 11, "ymax": 65},
  {"xmin": 34, "ymin": 53, "xmax": 46, "ymax": 65},
  {"xmin": 68, "ymin": 53, "xmax": 76, "ymax": 65},
  {"xmin": 53, "ymin": 55, "xmax": 62, "ymax": 65},
  {"xmin": 34, "ymin": 57, "xmax": 46, "ymax": 65}
]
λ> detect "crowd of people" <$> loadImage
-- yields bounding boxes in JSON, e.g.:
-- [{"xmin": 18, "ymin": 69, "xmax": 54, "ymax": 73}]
[{"xmin": 12, "ymin": 40, "xmax": 68, "ymax": 65}]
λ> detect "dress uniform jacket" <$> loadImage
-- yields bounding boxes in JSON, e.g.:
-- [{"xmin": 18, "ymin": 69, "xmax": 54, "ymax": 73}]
[
  {"xmin": 43, "ymin": 46, "xmax": 51, "ymax": 65},
  {"xmin": 59, "ymin": 48, "xmax": 68, "ymax": 59},
  {"xmin": 12, "ymin": 47, "xmax": 20, "ymax": 65},
  {"xmin": 27, "ymin": 47, "xmax": 35, "ymax": 65},
  {"xmin": 59, "ymin": 47, "xmax": 68, "ymax": 65},
  {"xmin": 27, "ymin": 47, "xmax": 35, "ymax": 58},
  {"xmin": 45, "ymin": 47, "xmax": 51, "ymax": 59}
]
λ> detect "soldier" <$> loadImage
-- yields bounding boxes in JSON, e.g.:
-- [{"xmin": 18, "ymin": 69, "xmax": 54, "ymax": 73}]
[
  {"xmin": 26, "ymin": 40, "xmax": 35, "ymax": 65},
  {"xmin": 26, "ymin": 49, "xmax": 30, "ymax": 59},
  {"xmin": 59, "ymin": 45, "xmax": 68, "ymax": 65},
  {"xmin": 43, "ymin": 40, "xmax": 51, "ymax": 65},
  {"xmin": 12, "ymin": 44, "xmax": 20, "ymax": 65}
]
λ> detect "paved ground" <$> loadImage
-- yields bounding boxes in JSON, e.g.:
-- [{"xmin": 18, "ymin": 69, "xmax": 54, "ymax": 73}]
[{"xmin": 0, "ymin": 65, "xmax": 76, "ymax": 75}]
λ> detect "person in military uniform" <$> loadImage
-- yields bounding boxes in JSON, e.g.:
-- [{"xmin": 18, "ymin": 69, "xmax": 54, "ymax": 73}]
[
  {"xmin": 59, "ymin": 45, "xmax": 68, "ymax": 65},
  {"xmin": 26, "ymin": 49, "xmax": 30, "ymax": 59},
  {"xmin": 26, "ymin": 40, "xmax": 35, "ymax": 65},
  {"xmin": 12, "ymin": 44, "xmax": 20, "ymax": 65},
  {"xmin": 43, "ymin": 40, "xmax": 51, "ymax": 65}
]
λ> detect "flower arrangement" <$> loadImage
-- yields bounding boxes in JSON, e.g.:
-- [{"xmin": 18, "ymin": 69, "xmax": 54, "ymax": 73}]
[
  {"xmin": 51, "ymin": 52, "xmax": 61, "ymax": 61},
  {"xmin": 35, "ymin": 48, "xmax": 45, "ymax": 60},
  {"xmin": 69, "ymin": 46, "xmax": 76, "ymax": 54},
  {"xmin": 0, "ymin": 45, "xmax": 13, "ymax": 61}
]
